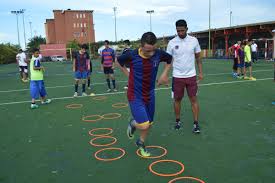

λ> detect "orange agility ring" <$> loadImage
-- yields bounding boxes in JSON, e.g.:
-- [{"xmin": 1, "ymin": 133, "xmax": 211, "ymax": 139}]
[
  {"xmin": 89, "ymin": 128, "xmax": 113, "ymax": 137},
  {"xmin": 149, "ymin": 159, "xmax": 185, "ymax": 177},
  {"xmin": 136, "ymin": 146, "xmax": 167, "ymax": 159},
  {"xmin": 82, "ymin": 115, "xmax": 103, "ymax": 122},
  {"xmin": 89, "ymin": 136, "xmax": 117, "ymax": 147},
  {"xmin": 92, "ymin": 96, "xmax": 107, "ymax": 101},
  {"xmin": 168, "ymin": 176, "xmax": 205, "ymax": 183},
  {"xmin": 112, "ymin": 103, "xmax": 128, "ymax": 109},
  {"xmin": 94, "ymin": 147, "xmax": 126, "ymax": 162},
  {"xmin": 102, "ymin": 113, "xmax": 122, "ymax": 120},
  {"xmin": 66, "ymin": 104, "xmax": 83, "ymax": 109}
]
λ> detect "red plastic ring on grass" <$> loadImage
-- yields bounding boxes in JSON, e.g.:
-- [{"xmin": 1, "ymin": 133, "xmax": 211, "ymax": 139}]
[
  {"xmin": 168, "ymin": 176, "xmax": 205, "ymax": 183},
  {"xmin": 92, "ymin": 96, "xmax": 107, "ymax": 101},
  {"xmin": 112, "ymin": 103, "xmax": 128, "ymax": 109},
  {"xmin": 89, "ymin": 136, "xmax": 117, "ymax": 147},
  {"xmin": 66, "ymin": 104, "xmax": 83, "ymax": 109},
  {"xmin": 88, "ymin": 128, "xmax": 113, "ymax": 137},
  {"xmin": 94, "ymin": 147, "xmax": 126, "ymax": 162},
  {"xmin": 102, "ymin": 113, "xmax": 121, "ymax": 120},
  {"xmin": 82, "ymin": 115, "xmax": 103, "ymax": 122},
  {"xmin": 149, "ymin": 159, "xmax": 185, "ymax": 177}
]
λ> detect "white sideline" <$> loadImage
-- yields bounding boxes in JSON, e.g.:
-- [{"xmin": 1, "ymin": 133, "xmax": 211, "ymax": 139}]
[
  {"xmin": 0, "ymin": 69, "xmax": 272, "ymax": 93},
  {"xmin": 0, "ymin": 78, "xmax": 272, "ymax": 106}
]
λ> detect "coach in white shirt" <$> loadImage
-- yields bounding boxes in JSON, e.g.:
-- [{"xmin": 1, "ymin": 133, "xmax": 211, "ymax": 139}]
[
  {"xmin": 251, "ymin": 41, "xmax": 258, "ymax": 63},
  {"xmin": 167, "ymin": 19, "xmax": 203, "ymax": 133},
  {"xmin": 16, "ymin": 49, "xmax": 28, "ymax": 82}
]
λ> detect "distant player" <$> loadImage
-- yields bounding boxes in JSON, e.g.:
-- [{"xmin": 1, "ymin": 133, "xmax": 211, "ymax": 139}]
[
  {"xmin": 229, "ymin": 41, "xmax": 241, "ymax": 78},
  {"xmin": 117, "ymin": 32, "xmax": 172, "ymax": 157},
  {"xmin": 272, "ymin": 59, "xmax": 275, "ymax": 105},
  {"xmin": 101, "ymin": 40, "xmax": 117, "ymax": 92},
  {"xmin": 16, "ymin": 49, "xmax": 28, "ymax": 82},
  {"xmin": 237, "ymin": 42, "xmax": 245, "ymax": 79},
  {"xmin": 122, "ymin": 40, "xmax": 132, "ymax": 90},
  {"xmin": 244, "ymin": 40, "xmax": 256, "ymax": 81},
  {"xmin": 29, "ymin": 48, "xmax": 51, "ymax": 109},
  {"xmin": 73, "ymin": 44, "xmax": 90, "ymax": 97}
]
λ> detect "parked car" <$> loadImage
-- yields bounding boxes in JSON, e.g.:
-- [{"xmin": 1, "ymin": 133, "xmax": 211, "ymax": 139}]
[
  {"xmin": 41, "ymin": 56, "xmax": 52, "ymax": 62},
  {"xmin": 51, "ymin": 55, "xmax": 65, "ymax": 62}
]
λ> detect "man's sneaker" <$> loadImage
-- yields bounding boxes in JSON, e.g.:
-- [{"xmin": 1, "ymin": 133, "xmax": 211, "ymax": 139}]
[
  {"xmin": 124, "ymin": 86, "xmax": 128, "ymax": 90},
  {"xmin": 174, "ymin": 121, "xmax": 182, "ymax": 130},
  {"xmin": 89, "ymin": 92, "xmax": 96, "ymax": 96},
  {"xmin": 73, "ymin": 92, "xmax": 78, "ymax": 97},
  {"xmin": 82, "ymin": 92, "xmax": 88, "ymax": 96},
  {"xmin": 41, "ymin": 99, "xmax": 51, "ymax": 105},
  {"xmin": 192, "ymin": 123, "xmax": 200, "ymax": 134},
  {"xmin": 249, "ymin": 77, "xmax": 256, "ymax": 81},
  {"xmin": 31, "ymin": 103, "xmax": 39, "ymax": 109},
  {"xmin": 136, "ymin": 139, "xmax": 151, "ymax": 157},
  {"xmin": 107, "ymin": 89, "xmax": 111, "ymax": 92},
  {"xmin": 127, "ymin": 119, "xmax": 136, "ymax": 139},
  {"xmin": 113, "ymin": 88, "xmax": 118, "ymax": 92},
  {"xmin": 244, "ymin": 76, "xmax": 250, "ymax": 80},
  {"xmin": 88, "ymin": 86, "xmax": 92, "ymax": 90}
]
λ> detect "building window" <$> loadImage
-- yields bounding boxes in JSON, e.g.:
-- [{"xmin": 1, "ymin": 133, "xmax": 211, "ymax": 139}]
[
  {"xmin": 83, "ymin": 14, "xmax": 86, "ymax": 18},
  {"xmin": 73, "ymin": 23, "xmax": 76, "ymax": 28},
  {"xmin": 80, "ymin": 14, "xmax": 82, "ymax": 18},
  {"xmin": 84, "ymin": 32, "xmax": 87, "ymax": 37},
  {"xmin": 77, "ymin": 23, "xmax": 79, "ymax": 28},
  {"xmin": 76, "ymin": 14, "xmax": 78, "ymax": 19},
  {"xmin": 73, "ymin": 32, "xmax": 80, "ymax": 38},
  {"xmin": 84, "ymin": 23, "xmax": 87, "ymax": 28}
]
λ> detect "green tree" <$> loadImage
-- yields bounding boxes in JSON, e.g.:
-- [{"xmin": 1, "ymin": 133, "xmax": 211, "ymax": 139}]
[
  {"xmin": 0, "ymin": 43, "xmax": 19, "ymax": 64},
  {"xmin": 27, "ymin": 36, "xmax": 46, "ymax": 53}
]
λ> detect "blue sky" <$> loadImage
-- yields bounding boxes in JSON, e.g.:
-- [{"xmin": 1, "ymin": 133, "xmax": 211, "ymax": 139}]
[{"xmin": 0, "ymin": 0, "xmax": 275, "ymax": 49}]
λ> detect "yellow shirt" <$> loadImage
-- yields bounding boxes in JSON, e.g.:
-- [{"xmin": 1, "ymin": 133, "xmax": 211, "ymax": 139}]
[{"xmin": 244, "ymin": 45, "xmax": 251, "ymax": 63}]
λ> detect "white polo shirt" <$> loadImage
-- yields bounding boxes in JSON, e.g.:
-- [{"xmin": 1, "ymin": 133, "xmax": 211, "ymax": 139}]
[
  {"xmin": 167, "ymin": 35, "xmax": 201, "ymax": 78},
  {"xmin": 16, "ymin": 52, "xmax": 27, "ymax": 66},
  {"xmin": 251, "ymin": 43, "xmax": 257, "ymax": 52}
]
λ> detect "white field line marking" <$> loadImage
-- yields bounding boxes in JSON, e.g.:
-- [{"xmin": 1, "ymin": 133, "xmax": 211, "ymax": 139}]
[
  {"xmin": 0, "ymin": 78, "xmax": 272, "ymax": 106},
  {"xmin": 0, "ymin": 69, "xmax": 272, "ymax": 93}
]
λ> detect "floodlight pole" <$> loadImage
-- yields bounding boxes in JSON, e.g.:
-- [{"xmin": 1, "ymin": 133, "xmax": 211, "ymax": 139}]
[
  {"xmin": 146, "ymin": 10, "xmax": 154, "ymax": 32},
  {"xmin": 113, "ymin": 7, "xmax": 117, "ymax": 42},
  {"xmin": 11, "ymin": 10, "xmax": 21, "ymax": 47},
  {"xmin": 208, "ymin": 0, "xmax": 211, "ymax": 57}
]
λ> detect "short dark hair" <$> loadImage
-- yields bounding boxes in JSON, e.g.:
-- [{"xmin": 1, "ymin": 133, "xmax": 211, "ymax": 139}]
[
  {"xmin": 176, "ymin": 19, "xmax": 187, "ymax": 27},
  {"xmin": 19, "ymin": 49, "xmax": 23, "ymax": 52},
  {"xmin": 104, "ymin": 40, "xmax": 110, "ymax": 45},
  {"xmin": 33, "ymin": 48, "xmax": 39, "ymax": 53},
  {"xmin": 141, "ymin": 32, "xmax": 157, "ymax": 46},
  {"xmin": 123, "ymin": 40, "xmax": 130, "ymax": 46},
  {"xmin": 81, "ymin": 44, "xmax": 88, "ymax": 50}
]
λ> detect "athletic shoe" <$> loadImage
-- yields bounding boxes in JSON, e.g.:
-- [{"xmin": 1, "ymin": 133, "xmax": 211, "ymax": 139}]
[
  {"xmin": 174, "ymin": 121, "xmax": 182, "ymax": 130},
  {"xmin": 107, "ymin": 89, "xmax": 112, "ymax": 92},
  {"xmin": 244, "ymin": 76, "xmax": 250, "ymax": 80},
  {"xmin": 113, "ymin": 88, "xmax": 118, "ymax": 92},
  {"xmin": 31, "ymin": 103, "xmax": 39, "ymax": 109},
  {"xmin": 127, "ymin": 118, "xmax": 136, "ymax": 139},
  {"xmin": 249, "ymin": 77, "xmax": 256, "ymax": 81},
  {"xmin": 136, "ymin": 139, "xmax": 151, "ymax": 157},
  {"xmin": 41, "ymin": 99, "xmax": 51, "ymax": 105},
  {"xmin": 73, "ymin": 92, "xmax": 78, "ymax": 97},
  {"xmin": 89, "ymin": 93, "xmax": 96, "ymax": 96},
  {"xmin": 82, "ymin": 92, "xmax": 88, "ymax": 96},
  {"xmin": 88, "ymin": 86, "xmax": 92, "ymax": 90},
  {"xmin": 124, "ymin": 86, "xmax": 128, "ymax": 90},
  {"xmin": 192, "ymin": 123, "xmax": 200, "ymax": 134}
]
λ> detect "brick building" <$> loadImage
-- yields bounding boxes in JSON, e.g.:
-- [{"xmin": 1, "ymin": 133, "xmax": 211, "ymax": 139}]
[{"xmin": 45, "ymin": 9, "xmax": 95, "ymax": 44}]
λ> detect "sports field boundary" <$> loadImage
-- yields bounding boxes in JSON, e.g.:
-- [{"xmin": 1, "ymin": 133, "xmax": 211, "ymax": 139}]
[{"xmin": 0, "ymin": 77, "xmax": 272, "ymax": 106}]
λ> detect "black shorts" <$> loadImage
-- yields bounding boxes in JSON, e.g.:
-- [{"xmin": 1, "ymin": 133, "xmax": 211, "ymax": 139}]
[
  {"xmin": 233, "ymin": 58, "xmax": 238, "ymax": 70},
  {"xmin": 103, "ymin": 67, "xmax": 114, "ymax": 74},
  {"xmin": 19, "ymin": 66, "xmax": 28, "ymax": 73},
  {"xmin": 245, "ymin": 62, "xmax": 252, "ymax": 68}
]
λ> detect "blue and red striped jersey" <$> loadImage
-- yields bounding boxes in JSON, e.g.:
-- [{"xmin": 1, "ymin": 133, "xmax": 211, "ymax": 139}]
[
  {"xmin": 118, "ymin": 48, "xmax": 172, "ymax": 103},
  {"xmin": 74, "ymin": 51, "xmax": 90, "ymax": 72},
  {"xmin": 101, "ymin": 47, "xmax": 115, "ymax": 67}
]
